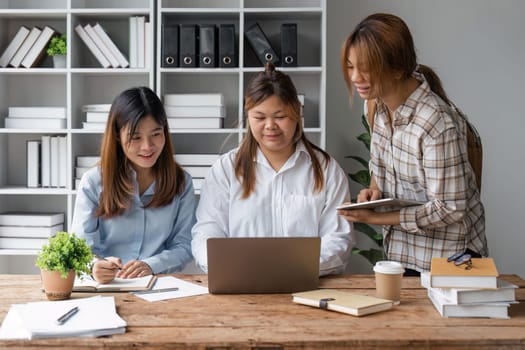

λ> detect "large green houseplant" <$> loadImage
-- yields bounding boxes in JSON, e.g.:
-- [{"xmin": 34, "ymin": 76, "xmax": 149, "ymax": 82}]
[
  {"xmin": 36, "ymin": 231, "xmax": 93, "ymax": 300},
  {"xmin": 346, "ymin": 114, "xmax": 386, "ymax": 265}
]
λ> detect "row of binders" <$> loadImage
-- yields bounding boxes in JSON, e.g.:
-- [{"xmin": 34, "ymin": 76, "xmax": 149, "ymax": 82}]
[
  {"xmin": 161, "ymin": 22, "xmax": 297, "ymax": 68},
  {"xmin": 27, "ymin": 136, "xmax": 67, "ymax": 188},
  {"xmin": 162, "ymin": 23, "xmax": 236, "ymax": 68},
  {"xmin": 422, "ymin": 257, "xmax": 518, "ymax": 319},
  {"xmin": 0, "ymin": 25, "xmax": 58, "ymax": 68},
  {"xmin": 0, "ymin": 212, "xmax": 64, "ymax": 250},
  {"xmin": 75, "ymin": 16, "xmax": 150, "ymax": 68}
]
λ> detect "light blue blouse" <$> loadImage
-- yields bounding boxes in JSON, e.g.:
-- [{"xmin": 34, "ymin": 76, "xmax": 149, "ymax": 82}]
[{"xmin": 71, "ymin": 167, "xmax": 196, "ymax": 274}]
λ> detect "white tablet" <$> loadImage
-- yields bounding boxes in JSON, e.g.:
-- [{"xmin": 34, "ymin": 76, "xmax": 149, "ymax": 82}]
[{"xmin": 336, "ymin": 198, "xmax": 424, "ymax": 211}]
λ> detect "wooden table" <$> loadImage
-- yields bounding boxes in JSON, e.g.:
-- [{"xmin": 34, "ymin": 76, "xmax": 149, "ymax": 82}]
[{"xmin": 0, "ymin": 274, "xmax": 524, "ymax": 349}]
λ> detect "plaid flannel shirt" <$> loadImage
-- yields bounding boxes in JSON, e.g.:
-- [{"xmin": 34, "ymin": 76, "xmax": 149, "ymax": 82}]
[{"xmin": 368, "ymin": 71, "xmax": 488, "ymax": 272}]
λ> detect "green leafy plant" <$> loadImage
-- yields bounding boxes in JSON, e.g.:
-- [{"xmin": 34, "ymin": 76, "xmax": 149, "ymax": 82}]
[
  {"xmin": 346, "ymin": 114, "xmax": 386, "ymax": 265},
  {"xmin": 46, "ymin": 34, "xmax": 67, "ymax": 56},
  {"xmin": 35, "ymin": 231, "xmax": 93, "ymax": 278}
]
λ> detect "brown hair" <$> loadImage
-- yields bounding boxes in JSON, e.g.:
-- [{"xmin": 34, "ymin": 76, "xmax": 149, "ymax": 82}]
[
  {"xmin": 340, "ymin": 13, "xmax": 449, "ymax": 104},
  {"xmin": 97, "ymin": 86, "xmax": 185, "ymax": 218},
  {"xmin": 235, "ymin": 63, "xmax": 330, "ymax": 199}
]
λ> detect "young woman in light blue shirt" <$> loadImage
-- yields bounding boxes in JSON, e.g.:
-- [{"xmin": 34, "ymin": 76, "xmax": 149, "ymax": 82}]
[{"xmin": 72, "ymin": 86, "xmax": 196, "ymax": 283}]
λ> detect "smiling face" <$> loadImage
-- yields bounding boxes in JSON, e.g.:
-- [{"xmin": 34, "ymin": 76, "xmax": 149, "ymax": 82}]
[
  {"xmin": 247, "ymin": 94, "xmax": 298, "ymax": 160},
  {"xmin": 119, "ymin": 114, "xmax": 165, "ymax": 175}
]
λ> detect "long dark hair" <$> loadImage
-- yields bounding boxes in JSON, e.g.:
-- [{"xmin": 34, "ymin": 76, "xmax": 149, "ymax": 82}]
[
  {"xmin": 235, "ymin": 63, "xmax": 330, "ymax": 199},
  {"xmin": 97, "ymin": 86, "xmax": 185, "ymax": 218},
  {"xmin": 340, "ymin": 13, "xmax": 450, "ymax": 104}
]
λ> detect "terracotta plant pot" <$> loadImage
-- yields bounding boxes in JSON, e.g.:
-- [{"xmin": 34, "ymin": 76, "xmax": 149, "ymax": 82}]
[{"xmin": 40, "ymin": 269, "xmax": 75, "ymax": 301}]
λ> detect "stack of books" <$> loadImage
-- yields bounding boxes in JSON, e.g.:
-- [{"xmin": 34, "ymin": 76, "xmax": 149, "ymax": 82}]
[
  {"xmin": 129, "ymin": 16, "xmax": 151, "ymax": 68},
  {"xmin": 422, "ymin": 257, "xmax": 517, "ymax": 319},
  {"xmin": 26, "ymin": 135, "xmax": 67, "ymax": 188},
  {"xmin": 5, "ymin": 106, "xmax": 66, "ymax": 130},
  {"xmin": 174, "ymin": 153, "xmax": 220, "ymax": 194},
  {"xmin": 75, "ymin": 23, "xmax": 129, "ymax": 68},
  {"xmin": 74, "ymin": 156, "xmax": 100, "ymax": 189},
  {"xmin": 81, "ymin": 104, "xmax": 111, "ymax": 131},
  {"xmin": 0, "ymin": 25, "xmax": 58, "ymax": 68},
  {"xmin": 0, "ymin": 212, "xmax": 64, "ymax": 250},
  {"xmin": 164, "ymin": 93, "xmax": 225, "ymax": 129}
]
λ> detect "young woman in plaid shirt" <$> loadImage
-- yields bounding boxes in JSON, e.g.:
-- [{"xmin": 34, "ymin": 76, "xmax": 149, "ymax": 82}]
[{"xmin": 338, "ymin": 13, "xmax": 488, "ymax": 275}]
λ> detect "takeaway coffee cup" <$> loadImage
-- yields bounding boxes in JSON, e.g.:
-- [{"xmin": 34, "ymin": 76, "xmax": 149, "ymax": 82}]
[{"xmin": 373, "ymin": 261, "xmax": 405, "ymax": 304}]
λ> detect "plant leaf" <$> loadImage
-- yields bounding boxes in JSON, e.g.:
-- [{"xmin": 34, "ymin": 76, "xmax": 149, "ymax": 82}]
[
  {"xmin": 352, "ymin": 248, "xmax": 387, "ymax": 266},
  {"xmin": 353, "ymin": 223, "xmax": 382, "ymax": 243},
  {"xmin": 357, "ymin": 132, "xmax": 371, "ymax": 151},
  {"xmin": 361, "ymin": 114, "xmax": 370, "ymax": 134},
  {"xmin": 349, "ymin": 170, "xmax": 370, "ymax": 187}
]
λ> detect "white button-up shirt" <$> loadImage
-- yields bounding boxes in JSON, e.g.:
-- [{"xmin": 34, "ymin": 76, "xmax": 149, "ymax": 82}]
[{"xmin": 191, "ymin": 141, "xmax": 355, "ymax": 275}]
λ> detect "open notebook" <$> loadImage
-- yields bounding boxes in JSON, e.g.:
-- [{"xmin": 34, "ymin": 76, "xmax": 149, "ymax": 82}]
[{"xmin": 73, "ymin": 275, "xmax": 156, "ymax": 292}]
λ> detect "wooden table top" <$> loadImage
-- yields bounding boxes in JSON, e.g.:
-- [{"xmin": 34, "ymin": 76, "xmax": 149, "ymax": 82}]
[{"xmin": 0, "ymin": 274, "xmax": 524, "ymax": 349}]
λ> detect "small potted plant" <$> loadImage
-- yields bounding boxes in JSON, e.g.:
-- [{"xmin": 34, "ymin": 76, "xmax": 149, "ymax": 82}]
[
  {"xmin": 46, "ymin": 34, "xmax": 67, "ymax": 68},
  {"xmin": 36, "ymin": 231, "xmax": 93, "ymax": 300}
]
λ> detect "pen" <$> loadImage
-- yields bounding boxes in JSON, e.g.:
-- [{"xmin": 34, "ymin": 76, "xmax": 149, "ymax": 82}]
[
  {"xmin": 134, "ymin": 287, "xmax": 179, "ymax": 295},
  {"xmin": 55, "ymin": 306, "xmax": 79, "ymax": 325}
]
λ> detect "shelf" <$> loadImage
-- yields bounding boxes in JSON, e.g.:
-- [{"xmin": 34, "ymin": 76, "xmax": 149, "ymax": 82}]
[
  {"xmin": 0, "ymin": 187, "xmax": 70, "ymax": 195},
  {"xmin": 0, "ymin": 249, "xmax": 38, "ymax": 256}
]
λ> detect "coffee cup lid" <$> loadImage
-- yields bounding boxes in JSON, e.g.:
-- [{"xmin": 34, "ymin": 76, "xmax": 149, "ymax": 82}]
[{"xmin": 373, "ymin": 261, "xmax": 405, "ymax": 274}]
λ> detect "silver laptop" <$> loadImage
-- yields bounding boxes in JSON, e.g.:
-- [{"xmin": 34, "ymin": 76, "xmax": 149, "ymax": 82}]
[{"xmin": 207, "ymin": 237, "xmax": 320, "ymax": 294}]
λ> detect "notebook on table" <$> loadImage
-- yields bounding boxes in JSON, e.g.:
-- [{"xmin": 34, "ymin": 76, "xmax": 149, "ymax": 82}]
[{"xmin": 207, "ymin": 237, "xmax": 320, "ymax": 294}]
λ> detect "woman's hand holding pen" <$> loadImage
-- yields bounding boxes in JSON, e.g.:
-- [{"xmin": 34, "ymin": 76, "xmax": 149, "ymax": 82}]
[
  {"xmin": 92, "ymin": 256, "xmax": 122, "ymax": 284},
  {"xmin": 118, "ymin": 260, "xmax": 153, "ymax": 279}
]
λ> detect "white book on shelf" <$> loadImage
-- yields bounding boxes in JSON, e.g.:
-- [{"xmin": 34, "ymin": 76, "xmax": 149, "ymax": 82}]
[
  {"xmin": 0, "ymin": 26, "xmax": 30, "ymax": 67},
  {"xmin": 421, "ymin": 272, "xmax": 517, "ymax": 305},
  {"xmin": 75, "ymin": 24, "xmax": 111, "ymax": 68},
  {"xmin": 77, "ymin": 156, "xmax": 100, "ymax": 167},
  {"xmin": 144, "ymin": 21, "xmax": 152, "ymax": 69},
  {"xmin": 81, "ymin": 104, "xmax": 111, "ymax": 112},
  {"xmin": 0, "ymin": 237, "xmax": 49, "ymax": 249},
  {"xmin": 0, "ymin": 212, "xmax": 64, "ymax": 227},
  {"xmin": 93, "ymin": 23, "xmax": 129, "ymax": 68},
  {"xmin": 5, "ymin": 117, "xmax": 66, "ymax": 129},
  {"xmin": 174, "ymin": 154, "xmax": 220, "ymax": 166},
  {"xmin": 297, "ymin": 93, "xmax": 305, "ymax": 106},
  {"xmin": 167, "ymin": 117, "xmax": 223, "ymax": 129},
  {"xmin": 129, "ymin": 16, "xmax": 138, "ymax": 68},
  {"xmin": 0, "ymin": 224, "xmax": 63, "ymax": 238},
  {"xmin": 26, "ymin": 140, "xmax": 41, "ymax": 188},
  {"xmin": 136, "ymin": 16, "xmax": 145, "ymax": 68},
  {"xmin": 50, "ymin": 136, "xmax": 59, "ymax": 188},
  {"xmin": 164, "ymin": 93, "xmax": 224, "ymax": 107},
  {"xmin": 182, "ymin": 166, "xmax": 211, "ymax": 179},
  {"xmin": 82, "ymin": 122, "xmax": 106, "ymax": 131},
  {"xmin": 41, "ymin": 136, "xmax": 51, "ymax": 187},
  {"xmin": 8, "ymin": 107, "xmax": 66, "ymax": 119},
  {"xmin": 21, "ymin": 26, "xmax": 56, "ymax": 68},
  {"xmin": 58, "ymin": 136, "xmax": 67, "ymax": 188},
  {"xmin": 9, "ymin": 27, "xmax": 42, "ymax": 68},
  {"xmin": 84, "ymin": 24, "xmax": 119, "ymax": 68},
  {"xmin": 165, "ymin": 105, "xmax": 225, "ymax": 118},
  {"xmin": 85, "ymin": 111, "xmax": 109, "ymax": 123},
  {"xmin": 192, "ymin": 178, "xmax": 204, "ymax": 191},
  {"xmin": 427, "ymin": 288, "xmax": 510, "ymax": 319},
  {"xmin": 75, "ymin": 167, "xmax": 91, "ymax": 179}
]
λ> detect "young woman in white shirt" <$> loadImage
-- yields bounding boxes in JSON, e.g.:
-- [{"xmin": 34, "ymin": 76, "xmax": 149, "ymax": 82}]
[
  {"xmin": 72, "ymin": 86, "xmax": 196, "ymax": 283},
  {"xmin": 191, "ymin": 63, "xmax": 355, "ymax": 275}
]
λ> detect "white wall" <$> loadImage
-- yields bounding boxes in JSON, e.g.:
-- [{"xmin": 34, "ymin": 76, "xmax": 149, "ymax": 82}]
[{"xmin": 327, "ymin": 0, "xmax": 525, "ymax": 276}]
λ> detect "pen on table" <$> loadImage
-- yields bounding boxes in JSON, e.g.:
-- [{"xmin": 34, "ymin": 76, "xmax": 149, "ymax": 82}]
[
  {"xmin": 55, "ymin": 306, "xmax": 79, "ymax": 325},
  {"xmin": 134, "ymin": 287, "xmax": 179, "ymax": 295},
  {"xmin": 99, "ymin": 257, "xmax": 122, "ymax": 271}
]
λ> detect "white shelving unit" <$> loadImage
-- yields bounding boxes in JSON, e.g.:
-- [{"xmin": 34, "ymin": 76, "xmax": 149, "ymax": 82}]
[
  {"xmin": 156, "ymin": 0, "xmax": 326, "ymax": 153},
  {"xmin": 0, "ymin": 0, "xmax": 154, "ymax": 258},
  {"xmin": 0, "ymin": 0, "xmax": 325, "ymax": 264}
]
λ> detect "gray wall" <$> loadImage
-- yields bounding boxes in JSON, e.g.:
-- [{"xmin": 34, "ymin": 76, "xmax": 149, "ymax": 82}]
[{"xmin": 327, "ymin": 0, "xmax": 525, "ymax": 276}]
